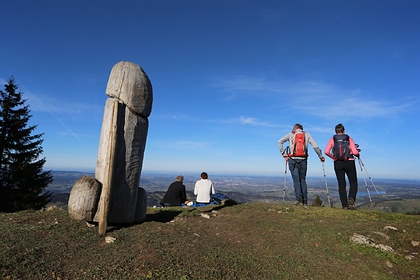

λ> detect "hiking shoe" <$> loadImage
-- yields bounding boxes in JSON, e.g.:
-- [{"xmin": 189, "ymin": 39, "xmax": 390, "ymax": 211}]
[
  {"xmin": 293, "ymin": 200, "xmax": 303, "ymax": 206},
  {"xmin": 348, "ymin": 197, "xmax": 356, "ymax": 210}
]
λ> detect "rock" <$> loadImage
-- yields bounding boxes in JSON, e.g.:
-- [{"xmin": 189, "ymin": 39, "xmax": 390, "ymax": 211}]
[
  {"xmin": 105, "ymin": 236, "xmax": 116, "ymax": 243},
  {"xmin": 350, "ymin": 233, "xmax": 394, "ymax": 253},
  {"xmin": 350, "ymin": 233, "xmax": 375, "ymax": 246},
  {"xmin": 372, "ymin": 231, "xmax": 390, "ymax": 241},
  {"xmin": 68, "ymin": 176, "xmax": 102, "ymax": 221},
  {"xmin": 375, "ymin": 244, "xmax": 394, "ymax": 253},
  {"xmin": 384, "ymin": 226, "xmax": 398, "ymax": 231}
]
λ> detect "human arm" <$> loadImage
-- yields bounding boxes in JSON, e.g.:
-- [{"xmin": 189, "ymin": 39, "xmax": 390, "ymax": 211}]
[
  {"xmin": 324, "ymin": 138, "xmax": 334, "ymax": 159},
  {"xmin": 349, "ymin": 137, "xmax": 360, "ymax": 158},
  {"xmin": 194, "ymin": 182, "xmax": 198, "ymax": 195},
  {"xmin": 277, "ymin": 133, "xmax": 291, "ymax": 155},
  {"xmin": 305, "ymin": 132, "xmax": 325, "ymax": 162},
  {"xmin": 181, "ymin": 185, "xmax": 187, "ymax": 202}
]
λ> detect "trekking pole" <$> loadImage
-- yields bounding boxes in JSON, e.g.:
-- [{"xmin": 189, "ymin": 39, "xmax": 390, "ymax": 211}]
[
  {"xmin": 358, "ymin": 157, "xmax": 381, "ymax": 197},
  {"xmin": 321, "ymin": 160, "xmax": 331, "ymax": 208},
  {"xmin": 282, "ymin": 159, "xmax": 288, "ymax": 204},
  {"xmin": 357, "ymin": 157, "xmax": 372, "ymax": 202}
]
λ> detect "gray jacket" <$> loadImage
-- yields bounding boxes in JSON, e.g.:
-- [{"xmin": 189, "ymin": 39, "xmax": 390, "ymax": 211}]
[{"xmin": 278, "ymin": 129, "xmax": 323, "ymax": 159}]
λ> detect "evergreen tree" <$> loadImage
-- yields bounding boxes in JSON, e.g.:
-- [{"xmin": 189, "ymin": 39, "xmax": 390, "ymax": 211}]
[{"xmin": 0, "ymin": 77, "xmax": 53, "ymax": 212}]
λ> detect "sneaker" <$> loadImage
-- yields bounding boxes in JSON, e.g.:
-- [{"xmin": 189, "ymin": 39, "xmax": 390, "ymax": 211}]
[
  {"xmin": 293, "ymin": 200, "xmax": 303, "ymax": 206},
  {"xmin": 303, "ymin": 200, "xmax": 308, "ymax": 208},
  {"xmin": 348, "ymin": 205, "xmax": 357, "ymax": 210},
  {"xmin": 342, "ymin": 207, "xmax": 348, "ymax": 210}
]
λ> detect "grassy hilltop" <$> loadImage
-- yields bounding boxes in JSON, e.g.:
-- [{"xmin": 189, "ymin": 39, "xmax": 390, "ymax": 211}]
[{"xmin": 1, "ymin": 203, "xmax": 420, "ymax": 279}]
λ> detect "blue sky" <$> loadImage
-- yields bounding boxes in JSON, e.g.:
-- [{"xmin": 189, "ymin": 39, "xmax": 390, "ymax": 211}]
[{"xmin": 1, "ymin": 0, "xmax": 419, "ymax": 180}]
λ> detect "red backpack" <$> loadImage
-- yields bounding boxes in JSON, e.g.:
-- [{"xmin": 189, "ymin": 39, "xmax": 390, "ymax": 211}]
[{"xmin": 289, "ymin": 131, "xmax": 308, "ymax": 157}]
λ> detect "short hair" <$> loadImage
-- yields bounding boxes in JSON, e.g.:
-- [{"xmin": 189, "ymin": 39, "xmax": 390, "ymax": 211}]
[
  {"xmin": 335, "ymin": 123, "xmax": 345, "ymax": 133},
  {"xmin": 176, "ymin": 175, "xmax": 184, "ymax": 182},
  {"xmin": 294, "ymin": 123, "xmax": 303, "ymax": 130},
  {"xmin": 200, "ymin": 172, "xmax": 208, "ymax": 179}
]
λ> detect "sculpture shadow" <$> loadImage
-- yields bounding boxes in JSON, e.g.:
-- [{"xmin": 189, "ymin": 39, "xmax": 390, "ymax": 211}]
[
  {"xmin": 104, "ymin": 200, "xmax": 240, "ymax": 233},
  {"xmin": 145, "ymin": 209, "xmax": 184, "ymax": 223},
  {"xmin": 210, "ymin": 199, "xmax": 238, "ymax": 211},
  {"xmin": 103, "ymin": 211, "xmax": 183, "ymax": 233}
]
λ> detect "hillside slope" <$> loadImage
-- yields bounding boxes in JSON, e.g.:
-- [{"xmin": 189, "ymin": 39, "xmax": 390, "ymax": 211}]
[{"xmin": 1, "ymin": 203, "xmax": 420, "ymax": 279}]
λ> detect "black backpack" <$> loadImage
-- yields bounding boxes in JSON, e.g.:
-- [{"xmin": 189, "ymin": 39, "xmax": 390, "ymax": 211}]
[{"xmin": 332, "ymin": 134, "xmax": 353, "ymax": 161}]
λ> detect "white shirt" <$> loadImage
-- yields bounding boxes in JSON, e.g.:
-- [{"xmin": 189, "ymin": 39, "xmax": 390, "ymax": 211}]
[{"xmin": 194, "ymin": 179, "xmax": 215, "ymax": 203}]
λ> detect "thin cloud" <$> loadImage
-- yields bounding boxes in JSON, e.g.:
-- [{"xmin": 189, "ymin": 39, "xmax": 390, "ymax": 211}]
[
  {"xmin": 25, "ymin": 91, "xmax": 101, "ymax": 116},
  {"xmin": 156, "ymin": 140, "xmax": 214, "ymax": 150},
  {"xmin": 303, "ymin": 98, "xmax": 411, "ymax": 119},
  {"xmin": 212, "ymin": 76, "xmax": 336, "ymax": 97},
  {"xmin": 152, "ymin": 113, "xmax": 199, "ymax": 121},
  {"xmin": 53, "ymin": 113, "xmax": 90, "ymax": 148},
  {"xmin": 222, "ymin": 116, "xmax": 280, "ymax": 128},
  {"xmin": 1, "ymin": 77, "xmax": 95, "ymax": 148},
  {"xmin": 212, "ymin": 76, "xmax": 415, "ymax": 119},
  {"xmin": 1, "ymin": 77, "xmax": 103, "ymax": 116}
]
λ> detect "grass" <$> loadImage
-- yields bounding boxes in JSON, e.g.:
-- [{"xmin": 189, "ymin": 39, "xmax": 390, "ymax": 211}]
[{"xmin": 1, "ymin": 203, "xmax": 420, "ymax": 279}]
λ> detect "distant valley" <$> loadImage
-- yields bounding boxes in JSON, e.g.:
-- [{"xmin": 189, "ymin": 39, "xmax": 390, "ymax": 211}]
[{"xmin": 48, "ymin": 171, "xmax": 420, "ymax": 214}]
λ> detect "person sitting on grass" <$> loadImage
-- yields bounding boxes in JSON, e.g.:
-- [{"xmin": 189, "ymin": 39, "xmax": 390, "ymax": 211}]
[
  {"xmin": 160, "ymin": 175, "xmax": 187, "ymax": 206},
  {"xmin": 194, "ymin": 172, "xmax": 215, "ymax": 204}
]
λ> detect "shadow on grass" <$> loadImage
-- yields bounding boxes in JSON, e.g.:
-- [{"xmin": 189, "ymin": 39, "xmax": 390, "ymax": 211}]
[
  {"xmin": 146, "ymin": 210, "xmax": 184, "ymax": 223},
  {"xmin": 210, "ymin": 199, "xmax": 238, "ymax": 211},
  {"xmin": 145, "ymin": 200, "xmax": 239, "ymax": 222},
  {"xmin": 95, "ymin": 200, "xmax": 240, "ymax": 234},
  {"xmin": 92, "ymin": 210, "xmax": 186, "ymax": 234}
]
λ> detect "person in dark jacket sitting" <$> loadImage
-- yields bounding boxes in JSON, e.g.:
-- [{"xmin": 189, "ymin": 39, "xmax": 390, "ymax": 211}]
[{"xmin": 160, "ymin": 175, "xmax": 187, "ymax": 206}]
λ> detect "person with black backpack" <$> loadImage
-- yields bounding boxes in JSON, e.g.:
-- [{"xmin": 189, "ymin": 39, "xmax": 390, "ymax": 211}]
[
  {"xmin": 324, "ymin": 123, "xmax": 360, "ymax": 210},
  {"xmin": 278, "ymin": 123, "xmax": 325, "ymax": 207}
]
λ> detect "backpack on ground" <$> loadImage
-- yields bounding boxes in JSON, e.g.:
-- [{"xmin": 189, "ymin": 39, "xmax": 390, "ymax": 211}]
[
  {"xmin": 332, "ymin": 134, "xmax": 352, "ymax": 161},
  {"xmin": 288, "ymin": 131, "xmax": 308, "ymax": 157},
  {"xmin": 211, "ymin": 193, "xmax": 229, "ymax": 204}
]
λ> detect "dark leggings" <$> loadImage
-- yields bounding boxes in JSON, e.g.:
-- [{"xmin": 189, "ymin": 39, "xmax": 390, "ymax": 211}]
[{"xmin": 334, "ymin": 160, "xmax": 358, "ymax": 208}]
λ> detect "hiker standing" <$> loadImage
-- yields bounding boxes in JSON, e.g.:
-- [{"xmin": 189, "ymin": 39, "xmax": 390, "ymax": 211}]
[
  {"xmin": 278, "ymin": 124, "xmax": 325, "ymax": 207},
  {"xmin": 160, "ymin": 175, "xmax": 187, "ymax": 206},
  {"xmin": 324, "ymin": 123, "xmax": 360, "ymax": 210},
  {"xmin": 194, "ymin": 172, "xmax": 215, "ymax": 204}
]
